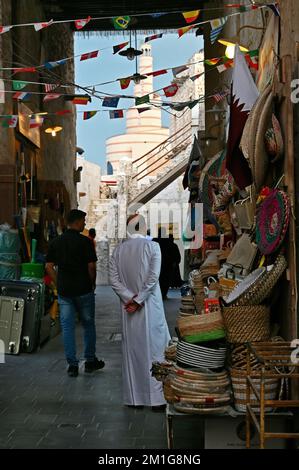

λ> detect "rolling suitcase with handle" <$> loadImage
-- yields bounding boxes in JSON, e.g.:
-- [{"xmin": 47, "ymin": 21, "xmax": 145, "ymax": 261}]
[
  {"xmin": 0, "ymin": 280, "xmax": 43, "ymax": 352},
  {"xmin": 0, "ymin": 296, "xmax": 25, "ymax": 354}
]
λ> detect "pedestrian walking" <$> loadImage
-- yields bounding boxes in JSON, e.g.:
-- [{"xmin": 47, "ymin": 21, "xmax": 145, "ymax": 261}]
[
  {"xmin": 45, "ymin": 209, "xmax": 105, "ymax": 377},
  {"xmin": 109, "ymin": 214, "xmax": 170, "ymax": 409}
]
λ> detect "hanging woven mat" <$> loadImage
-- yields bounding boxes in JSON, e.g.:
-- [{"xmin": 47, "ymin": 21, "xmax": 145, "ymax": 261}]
[
  {"xmin": 256, "ymin": 189, "xmax": 290, "ymax": 255},
  {"xmin": 222, "ymin": 305, "xmax": 270, "ymax": 343}
]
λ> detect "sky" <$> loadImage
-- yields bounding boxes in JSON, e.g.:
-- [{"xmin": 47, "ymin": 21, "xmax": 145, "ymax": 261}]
[{"xmin": 75, "ymin": 33, "xmax": 203, "ymax": 173}]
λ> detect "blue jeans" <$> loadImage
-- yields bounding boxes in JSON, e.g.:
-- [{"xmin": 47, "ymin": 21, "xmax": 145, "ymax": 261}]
[{"xmin": 58, "ymin": 292, "xmax": 96, "ymax": 366}]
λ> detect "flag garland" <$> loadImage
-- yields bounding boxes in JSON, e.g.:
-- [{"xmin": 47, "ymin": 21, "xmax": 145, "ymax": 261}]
[
  {"xmin": 75, "ymin": 16, "xmax": 91, "ymax": 30},
  {"xmin": 112, "ymin": 16, "xmax": 131, "ymax": 30},
  {"xmin": 178, "ymin": 25, "xmax": 194, "ymax": 38},
  {"xmin": 102, "ymin": 97, "xmax": 120, "ymax": 108},
  {"xmin": 109, "ymin": 110, "xmax": 124, "ymax": 119},
  {"xmin": 172, "ymin": 65, "xmax": 189, "ymax": 77},
  {"xmin": 80, "ymin": 51, "xmax": 99, "ymax": 61},
  {"xmin": 83, "ymin": 111, "xmax": 97, "ymax": 120},
  {"xmin": 44, "ymin": 59, "xmax": 67, "ymax": 69},
  {"xmin": 33, "ymin": 19, "xmax": 53, "ymax": 31},
  {"xmin": 2, "ymin": 115, "xmax": 18, "ymax": 128},
  {"xmin": 12, "ymin": 80, "xmax": 27, "ymax": 91},
  {"xmin": 163, "ymin": 84, "xmax": 179, "ymax": 97},
  {"xmin": 144, "ymin": 33, "xmax": 163, "ymax": 43},
  {"xmin": 13, "ymin": 91, "xmax": 31, "ymax": 100},
  {"xmin": 113, "ymin": 42, "xmax": 129, "ymax": 54},
  {"xmin": 210, "ymin": 17, "xmax": 227, "ymax": 44},
  {"xmin": 0, "ymin": 26, "xmax": 12, "ymax": 34},
  {"xmin": 0, "ymin": 4, "xmax": 271, "ymax": 36},
  {"xmin": 29, "ymin": 116, "xmax": 44, "ymax": 128},
  {"xmin": 182, "ymin": 10, "xmax": 200, "ymax": 24},
  {"xmin": 43, "ymin": 93, "xmax": 61, "ymax": 102},
  {"xmin": 119, "ymin": 78, "xmax": 131, "ymax": 90},
  {"xmin": 135, "ymin": 95, "xmax": 150, "ymax": 106}
]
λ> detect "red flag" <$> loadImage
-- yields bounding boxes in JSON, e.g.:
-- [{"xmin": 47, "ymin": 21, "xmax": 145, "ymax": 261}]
[
  {"xmin": 226, "ymin": 47, "xmax": 259, "ymax": 189},
  {"xmin": 178, "ymin": 25, "xmax": 194, "ymax": 38},
  {"xmin": 80, "ymin": 50, "xmax": 99, "ymax": 61},
  {"xmin": 146, "ymin": 69, "xmax": 167, "ymax": 77},
  {"xmin": 0, "ymin": 26, "xmax": 12, "ymax": 34},
  {"xmin": 55, "ymin": 109, "xmax": 72, "ymax": 115},
  {"xmin": 74, "ymin": 16, "xmax": 91, "ymax": 30},
  {"xmin": 182, "ymin": 10, "xmax": 200, "ymax": 24},
  {"xmin": 119, "ymin": 78, "xmax": 131, "ymax": 90},
  {"xmin": 13, "ymin": 67, "xmax": 36, "ymax": 73},
  {"xmin": 29, "ymin": 116, "xmax": 44, "ymax": 128},
  {"xmin": 72, "ymin": 96, "xmax": 90, "ymax": 105},
  {"xmin": 113, "ymin": 42, "xmax": 129, "ymax": 54},
  {"xmin": 163, "ymin": 84, "xmax": 179, "ymax": 97},
  {"xmin": 43, "ymin": 93, "xmax": 61, "ymax": 102}
]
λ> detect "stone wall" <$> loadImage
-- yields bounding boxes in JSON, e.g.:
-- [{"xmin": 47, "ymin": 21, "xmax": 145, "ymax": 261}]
[
  {"xmin": 0, "ymin": 0, "xmax": 14, "ymax": 164},
  {"xmin": 0, "ymin": 0, "xmax": 77, "ymax": 223}
]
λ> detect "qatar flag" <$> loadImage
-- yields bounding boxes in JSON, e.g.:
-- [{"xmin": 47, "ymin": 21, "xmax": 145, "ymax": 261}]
[{"xmin": 226, "ymin": 46, "xmax": 259, "ymax": 189}]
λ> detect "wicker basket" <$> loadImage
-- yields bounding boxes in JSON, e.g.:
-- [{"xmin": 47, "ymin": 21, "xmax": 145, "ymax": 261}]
[
  {"xmin": 176, "ymin": 312, "xmax": 226, "ymax": 344},
  {"xmin": 230, "ymin": 368, "xmax": 279, "ymax": 413},
  {"xmin": 222, "ymin": 305, "xmax": 270, "ymax": 343},
  {"xmin": 224, "ymin": 254, "xmax": 287, "ymax": 306}
]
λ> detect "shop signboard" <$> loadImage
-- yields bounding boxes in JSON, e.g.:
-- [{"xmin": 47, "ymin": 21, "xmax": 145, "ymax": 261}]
[{"xmin": 18, "ymin": 103, "xmax": 41, "ymax": 148}]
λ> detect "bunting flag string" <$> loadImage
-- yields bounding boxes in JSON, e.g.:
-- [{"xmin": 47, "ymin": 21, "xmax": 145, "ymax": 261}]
[
  {"xmin": 113, "ymin": 42, "xmax": 129, "ymax": 54},
  {"xmin": 2, "ymin": 115, "xmax": 18, "ymax": 128},
  {"xmin": 109, "ymin": 110, "xmax": 124, "ymax": 119},
  {"xmin": 0, "ymin": 3, "xmax": 273, "ymax": 34},
  {"xmin": 182, "ymin": 10, "xmax": 200, "ymax": 24},
  {"xmin": 33, "ymin": 19, "xmax": 53, "ymax": 31},
  {"xmin": 210, "ymin": 17, "xmax": 228, "ymax": 44},
  {"xmin": 144, "ymin": 33, "xmax": 163, "ymax": 43},
  {"xmin": 83, "ymin": 111, "xmax": 97, "ymax": 120},
  {"xmin": 74, "ymin": 16, "xmax": 91, "ymax": 30}
]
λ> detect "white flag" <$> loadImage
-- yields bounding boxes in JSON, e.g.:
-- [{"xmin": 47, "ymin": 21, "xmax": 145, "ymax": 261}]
[{"xmin": 34, "ymin": 19, "xmax": 53, "ymax": 31}]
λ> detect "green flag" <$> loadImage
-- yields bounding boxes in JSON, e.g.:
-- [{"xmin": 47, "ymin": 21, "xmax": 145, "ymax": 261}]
[
  {"xmin": 12, "ymin": 80, "xmax": 27, "ymax": 91},
  {"xmin": 135, "ymin": 95, "xmax": 150, "ymax": 106},
  {"xmin": 112, "ymin": 16, "xmax": 131, "ymax": 30}
]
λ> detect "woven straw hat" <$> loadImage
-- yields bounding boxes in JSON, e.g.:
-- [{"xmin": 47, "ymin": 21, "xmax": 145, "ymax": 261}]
[
  {"xmin": 240, "ymin": 84, "xmax": 272, "ymax": 191},
  {"xmin": 264, "ymin": 114, "xmax": 284, "ymax": 163}
]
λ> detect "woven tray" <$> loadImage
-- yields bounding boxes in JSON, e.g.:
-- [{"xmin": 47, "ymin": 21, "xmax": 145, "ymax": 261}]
[{"xmin": 223, "ymin": 254, "xmax": 287, "ymax": 306}]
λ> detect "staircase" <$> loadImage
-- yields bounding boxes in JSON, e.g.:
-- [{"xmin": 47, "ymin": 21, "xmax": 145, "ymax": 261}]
[{"xmin": 128, "ymin": 123, "xmax": 193, "ymax": 206}]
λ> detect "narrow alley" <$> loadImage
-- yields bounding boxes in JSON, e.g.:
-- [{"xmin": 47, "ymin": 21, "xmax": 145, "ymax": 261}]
[{"xmin": 0, "ymin": 288, "xmax": 202, "ymax": 449}]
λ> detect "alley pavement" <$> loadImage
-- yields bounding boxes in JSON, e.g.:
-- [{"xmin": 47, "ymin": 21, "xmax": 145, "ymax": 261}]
[{"xmin": 0, "ymin": 287, "xmax": 203, "ymax": 449}]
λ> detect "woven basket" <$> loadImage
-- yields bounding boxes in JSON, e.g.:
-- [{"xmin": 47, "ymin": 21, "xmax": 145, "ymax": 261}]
[
  {"xmin": 176, "ymin": 312, "xmax": 226, "ymax": 344},
  {"xmin": 222, "ymin": 305, "xmax": 270, "ymax": 343},
  {"xmin": 230, "ymin": 368, "xmax": 279, "ymax": 412},
  {"xmin": 224, "ymin": 254, "xmax": 287, "ymax": 306}
]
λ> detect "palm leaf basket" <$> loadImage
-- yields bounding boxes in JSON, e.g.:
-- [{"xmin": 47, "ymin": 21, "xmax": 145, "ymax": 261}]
[{"xmin": 222, "ymin": 305, "xmax": 270, "ymax": 343}]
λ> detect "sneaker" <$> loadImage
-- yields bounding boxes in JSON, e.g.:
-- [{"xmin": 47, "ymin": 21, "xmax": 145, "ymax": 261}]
[
  {"xmin": 67, "ymin": 365, "xmax": 79, "ymax": 377},
  {"xmin": 84, "ymin": 357, "xmax": 105, "ymax": 373}
]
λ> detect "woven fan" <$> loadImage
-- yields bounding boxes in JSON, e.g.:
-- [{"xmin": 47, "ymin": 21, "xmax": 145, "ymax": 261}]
[{"xmin": 256, "ymin": 190, "xmax": 290, "ymax": 255}]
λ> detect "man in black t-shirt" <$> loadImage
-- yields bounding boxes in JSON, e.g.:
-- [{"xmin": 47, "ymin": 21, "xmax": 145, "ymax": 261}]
[{"xmin": 46, "ymin": 209, "xmax": 105, "ymax": 377}]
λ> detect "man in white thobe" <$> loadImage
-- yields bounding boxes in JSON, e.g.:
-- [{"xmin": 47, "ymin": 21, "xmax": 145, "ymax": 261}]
[{"xmin": 109, "ymin": 214, "xmax": 170, "ymax": 408}]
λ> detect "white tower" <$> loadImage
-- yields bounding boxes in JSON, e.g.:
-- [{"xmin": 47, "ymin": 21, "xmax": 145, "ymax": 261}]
[{"xmin": 106, "ymin": 44, "xmax": 169, "ymax": 175}]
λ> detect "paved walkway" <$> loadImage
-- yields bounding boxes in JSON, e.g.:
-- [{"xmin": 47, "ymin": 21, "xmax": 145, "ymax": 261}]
[{"xmin": 0, "ymin": 287, "xmax": 203, "ymax": 449}]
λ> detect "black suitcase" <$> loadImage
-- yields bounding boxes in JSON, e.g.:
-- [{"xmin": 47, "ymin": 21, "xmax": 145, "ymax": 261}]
[{"xmin": 0, "ymin": 280, "xmax": 43, "ymax": 352}]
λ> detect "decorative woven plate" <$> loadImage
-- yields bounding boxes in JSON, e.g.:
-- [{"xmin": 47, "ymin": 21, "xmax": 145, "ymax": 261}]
[{"xmin": 256, "ymin": 190, "xmax": 290, "ymax": 255}]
